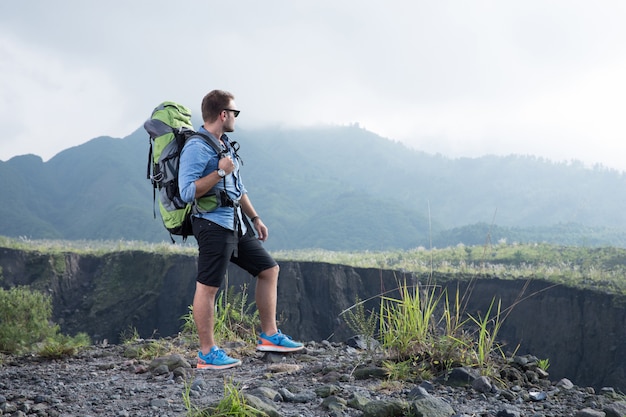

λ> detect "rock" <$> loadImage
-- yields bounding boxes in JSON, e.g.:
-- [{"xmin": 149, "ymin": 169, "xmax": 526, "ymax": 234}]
[
  {"xmin": 347, "ymin": 392, "xmax": 371, "ymax": 410},
  {"xmin": 529, "ymin": 390, "xmax": 547, "ymax": 401},
  {"xmin": 362, "ymin": 399, "xmax": 408, "ymax": 417},
  {"xmin": 172, "ymin": 366, "xmax": 189, "ymax": 379},
  {"xmin": 148, "ymin": 353, "xmax": 191, "ymax": 372},
  {"xmin": 321, "ymin": 395, "xmax": 348, "ymax": 412},
  {"xmin": 295, "ymin": 390, "xmax": 318, "ymax": 403},
  {"xmin": 261, "ymin": 352, "xmax": 286, "ymax": 363},
  {"xmin": 190, "ymin": 377, "xmax": 207, "ymax": 392},
  {"xmin": 440, "ymin": 367, "xmax": 480, "ymax": 387},
  {"xmin": 408, "ymin": 386, "xmax": 431, "ymax": 399},
  {"xmin": 556, "ymin": 378, "xmax": 575, "ymax": 390},
  {"xmin": 497, "ymin": 407, "xmax": 522, "ymax": 417},
  {"xmin": 266, "ymin": 363, "xmax": 301, "ymax": 373},
  {"xmin": 575, "ymin": 408, "xmax": 606, "ymax": 417},
  {"xmin": 151, "ymin": 364, "xmax": 170, "ymax": 375},
  {"xmin": 149, "ymin": 398, "xmax": 169, "ymax": 408},
  {"xmin": 472, "ymin": 375, "xmax": 492, "ymax": 393},
  {"xmin": 410, "ymin": 396, "xmax": 455, "ymax": 417},
  {"xmin": 314, "ymin": 384, "xmax": 340, "ymax": 398},
  {"xmin": 500, "ymin": 389, "xmax": 517, "ymax": 401},
  {"xmin": 353, "ymin": 366, "xmax": 389, "ymax": 380},
  {"xmin": 243, "ymin": 394, "xmax": 280, "ymax": 417},
  {"xmin": 249, "ymin": 386, "xmax": 282, "ymax": 402},
  {"xmin": 535, "ymin": 367, "xmax": 550, "ymax": 379},
  {"xmin": 604, "ymin": 401, "xmax": 626, "ymax": 417},
  {"xmin": 419, "ymin": 380, "xmax": 435, "ymax": 392},
  {"xmin": 346, "ymin": 334, "xmax": 380, "ymax": 350}
]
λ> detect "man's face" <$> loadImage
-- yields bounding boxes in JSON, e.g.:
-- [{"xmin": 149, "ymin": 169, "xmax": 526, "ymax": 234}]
[{"xmin": 223, "ymin": 100, "xmax": 239, "ymax": 133}]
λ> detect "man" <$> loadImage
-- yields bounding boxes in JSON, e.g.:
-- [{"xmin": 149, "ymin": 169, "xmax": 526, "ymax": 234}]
[{"xmin": 178, "ymin": 90, "xmax": 303, "ymax": 370}]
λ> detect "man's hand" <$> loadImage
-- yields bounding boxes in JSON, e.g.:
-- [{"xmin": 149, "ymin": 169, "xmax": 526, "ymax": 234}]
[{"xmin": 254, "ymin": 218, "xmax": 269, "ymax": 241}]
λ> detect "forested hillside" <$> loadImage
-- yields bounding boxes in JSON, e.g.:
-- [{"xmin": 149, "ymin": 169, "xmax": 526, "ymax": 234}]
[{"xmin": 1, "ymin": 124, "xmax": 625, "ymax": 250}]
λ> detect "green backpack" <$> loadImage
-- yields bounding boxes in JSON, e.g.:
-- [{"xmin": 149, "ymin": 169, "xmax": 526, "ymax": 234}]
[{"xmin": 144, "ymin": 101, "xmax": 223, "ymax": 241}]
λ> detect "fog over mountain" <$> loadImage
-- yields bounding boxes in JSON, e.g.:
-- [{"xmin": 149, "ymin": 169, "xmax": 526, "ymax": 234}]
[{"xmin": 1, "ymin": 125, "xmax": 625, "ymax": 250}]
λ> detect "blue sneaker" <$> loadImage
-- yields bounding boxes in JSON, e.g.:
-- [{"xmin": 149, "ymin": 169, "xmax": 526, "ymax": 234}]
[
  {"xmin": 257, "ymin": 330, "xmax": 304, "ymax": 352},
  {"xmin": 197, "ymin": 346, "xmax": 241, "ymax": 370}
]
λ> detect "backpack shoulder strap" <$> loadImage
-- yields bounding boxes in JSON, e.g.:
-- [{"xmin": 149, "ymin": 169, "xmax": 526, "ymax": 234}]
[{"xmin": 191, "ymin": 132, "xmax": 226, "ymax": 157}]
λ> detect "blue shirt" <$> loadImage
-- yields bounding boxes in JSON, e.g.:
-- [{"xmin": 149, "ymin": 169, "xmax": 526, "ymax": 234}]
[{"xmin": 178, "ymin": 126, "xmax": 247, "ymax": 233}]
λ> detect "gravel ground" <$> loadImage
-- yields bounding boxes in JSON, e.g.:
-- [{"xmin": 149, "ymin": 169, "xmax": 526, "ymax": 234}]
[{"xmin": 1, "ymin": 339, "xmax": 625, "ymax": 417}]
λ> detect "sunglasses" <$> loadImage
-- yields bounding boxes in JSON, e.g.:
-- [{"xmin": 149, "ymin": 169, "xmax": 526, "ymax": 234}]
[{"xmin": 224, "ymin": 109, "xmax": 241, "ymax": 118}]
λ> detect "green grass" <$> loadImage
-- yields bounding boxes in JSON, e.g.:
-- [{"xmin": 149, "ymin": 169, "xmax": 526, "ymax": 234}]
[
  {"xmin": 353, "ymin": 275, "xmax": 512, "ymax": 380},
  {"xmin": 178, "ymin": 284, "xmax": 260, "ymax": 347},
  {"xmin": 183, "ymin": 378, "xmax": 266, "ymax": 417},
  {"xmin": 273, "ymin": 243, "xmax": 626, "ymax": 295},
  {"xmin": 537, "ymin": 358, "xmax": 550, "ymax": 371},
  {"xmin": 0, "ymin": 235, "xmax": 197, "ymax": 256},
  {"xmin": 37, "ymin": 332, "xmax": 91, "ymax": 358}
]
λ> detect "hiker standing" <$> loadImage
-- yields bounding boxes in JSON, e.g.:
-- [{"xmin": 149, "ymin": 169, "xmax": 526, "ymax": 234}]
[{"xmin": 178, "ymin": 90, "xmax": 303, "ymax": 369}]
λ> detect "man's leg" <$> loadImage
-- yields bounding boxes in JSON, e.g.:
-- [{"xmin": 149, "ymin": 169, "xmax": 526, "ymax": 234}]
[
  {"xmin": 255, "ymin": 265, "xmax": 279, "ymax": 336},
  {"xmin": 254, "ymin": 264, "xmax": 303, "ymax": 352},
  {"xmin": 193, "ymin": 282, "xmax": 220, "ymax": 354},
  {"xmin": 191, "ymin": 218, "xmax": 241, "ymax": 369},
  {"xmin": 234, "ymin": 232, "xmax": 303, "ymax": 352}
]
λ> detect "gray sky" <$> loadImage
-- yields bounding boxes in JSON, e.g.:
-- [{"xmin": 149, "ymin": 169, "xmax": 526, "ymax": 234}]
[{"xmin": 1, "ymin": 1, "xmax": 625, "ymax": 172}]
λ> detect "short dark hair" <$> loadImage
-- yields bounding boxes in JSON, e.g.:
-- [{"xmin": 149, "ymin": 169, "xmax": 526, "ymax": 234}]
[{"xmin": 201, "ymin": 90, "xmax": 235, "ymax": 122}]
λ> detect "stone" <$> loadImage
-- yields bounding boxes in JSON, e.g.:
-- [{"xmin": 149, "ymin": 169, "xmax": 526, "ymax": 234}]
[
  {"xmin": 410, "ymin": 396, "xmax": 455, "ymax": 417},
  {"xmin": 362, "ymin": 399, "xmax": 408, "ymax": 417},
  {"xmin": 243, "ymin": 394, "xmax": 280, "ymax": 417},
  {"xmin": 408, "ymin": 386, "xmax": 431, "ymax": 399},
  {"xmin": 291, "ymin": 390, "xmax": 317, "ymax": 403},
  {"xmin": 190, "ymin": 378, "xmax": 207, "ymax": 392},
  {"xmin": 151, "ymin": 364, "xmax": 169, "ymax": 376},
  {"xmin": 266, "ymin": 363, "xmax": 301, "ymax": 373},
  {"xmin": 575, "ymin": 408, "xmax": 606, "ymax": 417},
  {"xmin": 149, "ymin": 398, "xmax": 169, "ymax": 408},
  {"xmin": 314, "ymin": 384, "xmax": 340, "ymax": 398},
  {"xmin": 321, "ymin": 395, "xmax": 347, "ymax": 412},
  {"xmin": 604, "ymin": 401, "xmax": 626, "ymax": 417},
  {"xmin": 440, "ymin": 367, "xmax": 479, "ymax": 387},
  {"xmin": 249, "ymin": 386, "xmax": 282, "ymax": 402},
  {"xmin": 149, "ymin": 353, "xmax": 191, "ymax": 372},
  {"xmin": 353, "ymin": 366, "xmax": 389, "ymax": 380},
  {"xmin": 497, "ymin": 407, "xmax": 522, "ymax": 417},
  {"xmin": 472, "ymin": 376, "xmax": 492, "ymax": 393},
  {"xmin": 347, "ymin": 392, "xmax": 371, "ymax": 410},
  {"xmin": 529, "ymin": 390, "xmax": 547, "ymax": 401},
  {"xmin": 346, "ymin": 335, "xmax": 380, "ymax": 350},
  {"xmin": 172, "ymin": 366, "xmax": 189, "ymax": 379},
  {"xmin": 556, "ymin": 378, "xmax": 575, "ymax": 390}
]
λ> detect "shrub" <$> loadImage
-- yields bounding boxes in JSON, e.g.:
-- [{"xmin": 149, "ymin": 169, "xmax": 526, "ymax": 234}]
[
  {"xmin": 195, "ymin": 285, "xmax": 260, "ymax": 345},
  {"xmin": 183, "ymin": 378, "xmax": 265, "ymax": 417},
  {"xmin": 38, "ymin": 332, "xmax": 91, "ymax": 358},
  {"xmin": 218, "ymin": 285, "xmax": 260, "ymax": 344},
  {"xmin": 0, "ymin": 286, "xmax": 58, "ymax": 354}
]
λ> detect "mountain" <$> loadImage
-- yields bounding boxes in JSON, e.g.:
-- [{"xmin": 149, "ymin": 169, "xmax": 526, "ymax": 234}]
[{"xmin": 1, "ymin": 125, "xmax": 626, "ymax": 250}]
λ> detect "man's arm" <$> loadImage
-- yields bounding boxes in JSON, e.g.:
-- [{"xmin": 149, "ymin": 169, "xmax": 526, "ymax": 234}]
[
  {"xmin": 193, "ymin": 171, "xmax": 224, "ymax": 199},
  {"xmin": 240, "ymin": 194, "xmax": 268, "ymax": 241},
  {"xmin": 179, "ymin": 139, "xmax": 235, "ymax": 201}
]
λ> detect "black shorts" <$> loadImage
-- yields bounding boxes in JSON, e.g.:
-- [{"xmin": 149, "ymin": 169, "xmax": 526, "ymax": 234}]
[{"xmin": 192, "ymin": 218, "xmax": 278, "ymax": 287}]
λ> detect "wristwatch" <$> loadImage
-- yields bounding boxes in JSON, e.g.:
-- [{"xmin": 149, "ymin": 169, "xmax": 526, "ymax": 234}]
[{"xmin": 217, "ymin": 169, "xmax": 226, "ymax": 178}]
